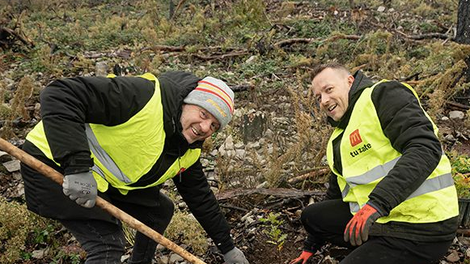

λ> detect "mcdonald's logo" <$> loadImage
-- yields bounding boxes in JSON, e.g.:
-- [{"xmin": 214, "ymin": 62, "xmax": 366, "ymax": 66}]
[{"xmin": 349, "ymin": 129, "xmax": 362, "ymax": 147}]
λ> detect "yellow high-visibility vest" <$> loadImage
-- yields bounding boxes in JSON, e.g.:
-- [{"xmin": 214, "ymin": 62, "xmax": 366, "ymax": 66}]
[
  {"xmin": 26, "ymin": 73, "xmax": 201, "ymax": 195},
  {"xmin": 326, "ymin": 80, "xmax": 458, "ymax": 224}
]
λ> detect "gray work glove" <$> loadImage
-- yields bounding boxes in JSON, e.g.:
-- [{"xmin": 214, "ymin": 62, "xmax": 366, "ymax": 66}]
[
  {"xmin": 62, "ymin": 171, "xmax": 97, "ymax": 208},
  {"xmin": 223, "ymin": 247, "xmax": 249, "ymax": 264}
]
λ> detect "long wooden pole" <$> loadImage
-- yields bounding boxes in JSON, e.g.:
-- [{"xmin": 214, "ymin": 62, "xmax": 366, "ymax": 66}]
[{"xmin": 0, "ymin": 138, "xmax": 206, "ymax": 264}]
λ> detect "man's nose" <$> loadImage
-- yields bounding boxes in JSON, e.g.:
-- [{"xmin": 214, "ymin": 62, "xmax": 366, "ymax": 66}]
[
  {"xmin": 321, "ymin": 94, "xmax": 330, "ymax": 105},
  {"xmin": 200, "ymin": 120, "xmax": 212, "ymax": 133}
]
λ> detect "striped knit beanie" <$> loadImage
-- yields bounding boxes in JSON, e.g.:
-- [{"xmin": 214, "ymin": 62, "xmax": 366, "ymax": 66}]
[{"xmin": 183, "ymin": 76, "xmax": 235, "ymax": 129}]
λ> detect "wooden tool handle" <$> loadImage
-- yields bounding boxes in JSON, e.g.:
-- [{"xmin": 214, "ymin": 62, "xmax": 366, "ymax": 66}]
[{"xmin": 0, "ymin": 138, "xmax": 206, "ymax": 264}]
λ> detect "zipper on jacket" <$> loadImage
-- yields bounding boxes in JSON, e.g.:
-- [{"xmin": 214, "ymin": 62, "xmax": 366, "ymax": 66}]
[{"xmin": 173, "ymin": 117, "xmax": 183, "ymax": 183}]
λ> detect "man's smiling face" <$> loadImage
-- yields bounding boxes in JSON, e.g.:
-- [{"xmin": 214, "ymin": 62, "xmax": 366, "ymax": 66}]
[
  {"xmin": 180, "ymin": 104, "xmax": 220, "ymax": 144},
  {"xmin": 312, "ymin": 67, "xmax": 354, "ymax": 122}
]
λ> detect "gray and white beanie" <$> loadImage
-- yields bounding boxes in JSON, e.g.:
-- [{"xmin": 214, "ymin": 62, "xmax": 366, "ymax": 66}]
[{"xmin": 183, "ymin": 77, "xmax": 234, "ymax": 129}]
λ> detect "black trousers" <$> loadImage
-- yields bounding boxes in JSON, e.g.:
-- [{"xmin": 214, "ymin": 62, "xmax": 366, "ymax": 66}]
[
  {"xmin": 301, "ymin": 199, "xmax": 453, "ymax": 264},
  {"xmin": 21, "ymin": 160, "xmax": 174, "ymax": 264},
  {"xmin": 60, "ymin": 193, "xmax": 174, "ymax": 264}
]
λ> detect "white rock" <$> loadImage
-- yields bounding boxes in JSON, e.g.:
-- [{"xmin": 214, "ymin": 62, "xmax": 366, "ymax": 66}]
[
  {"xmin": 246, "ymin": 141, "xmax": 261, "ymax": 150},
  {"xmin": 32, "ymin": 249, "xmax": 47, "ymax": 259},
  {"xmin": 241, "ymin": 211, "xmax": 253, "ymax": 222},
  {"xmin": 3, "ymin": 160, "xmax": 20, "ymax": 172},
  {"xmin": 256, "ymin": 181, "xmax": 267, "ymax": 189},
  {"xmin": 377, "ymin": 6, "xmax": 386, "ymax": 12},
  {"xmin": 444, "ymin": 134, "xmax": 456, "ymax": 142},
  {"xmin": 12, "ymin": 172, "xmax": 22, "ymax": 180},
  {"xmin": 245, "ymin": 55, "xmax": 257, "ymax": 64},
  {"xmin": 95, "ymin": 61, "xmax": 109, "ymax": 76},
  {"xmin": 446, "ymin": 250, "xmax": 460, "ymax": 262},
  {"xmin": 449, "ymin": 110, "xmax": 465, "ymax": 120},
  {"xmin": 156, "ymin": 244, "xmax": 166, "ymax": 252},
  {"xmin": 224, "ymin": 135, "xmax": 234, "ymax": 150},
  {"xmin": 235, "ymin": 149, "xmax": 246, "ymax": 159},
  {"xmin": 158, "ymin": 255, "xmax": 169, "ymax": 264},
  {"xmin": 169, "ymin": 253, "xmax": 184, "ymax": 263}
]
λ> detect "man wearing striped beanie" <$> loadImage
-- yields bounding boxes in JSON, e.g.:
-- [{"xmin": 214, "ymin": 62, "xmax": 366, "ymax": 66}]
[
  {"xmin": 181, "ymin": 76, "xmax": 235, "ymax": 144},
  {"xmin": 21, "ymin": 71, "xmax": 248, "ymax": 264}
]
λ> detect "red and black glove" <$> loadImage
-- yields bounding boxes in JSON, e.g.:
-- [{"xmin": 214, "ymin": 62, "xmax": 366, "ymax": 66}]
[
  {"xmin": 344, "ymin": 203, "xmax": 381, "ymax": 246},
  {"xmin": 289, "ymin": 250, "xmax": 313, "ymax": 264}
]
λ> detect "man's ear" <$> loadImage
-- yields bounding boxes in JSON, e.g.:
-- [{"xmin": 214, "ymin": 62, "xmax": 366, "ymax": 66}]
[{"xmin": 347, "ymin": 75, "xmax": 355, "ymax": 88}]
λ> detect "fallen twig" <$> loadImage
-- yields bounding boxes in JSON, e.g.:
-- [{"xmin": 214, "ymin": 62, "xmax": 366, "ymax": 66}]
[
  {"xmin": 446, "ymin": 101, "xmax": 470, "ymax": 110},
  {"xmin": 274, "ymin": 34, "xmax": 361, "ymax": 49},
  {"xmin": 231, "ymin": 84, "xmax": 254, "ymax": 93},
  {"xmin": 216, "ymin": 188, "xmax": 324, "ymax": 200},
  {"xmin": 288, "ymin": 167, "xmax": 330, "ymax": 184},
  {"xmin": 192, "ymin": 51, "xmax": 250, "ymax": 61}
]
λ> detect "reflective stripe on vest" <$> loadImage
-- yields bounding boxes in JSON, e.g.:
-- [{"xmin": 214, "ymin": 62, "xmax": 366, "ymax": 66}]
[
  {"xmin": 327, "ymin": 80, "xmax": 458, "ymax": 224},
  {"xmin": 85, "ymin": 123, "xmax": 131, "ymax": 183}
]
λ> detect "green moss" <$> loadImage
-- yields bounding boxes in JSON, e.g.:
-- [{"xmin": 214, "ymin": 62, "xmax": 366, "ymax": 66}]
[{"xmin": 165, "ymin": 210, "xmax": 208, "ymax": 255}]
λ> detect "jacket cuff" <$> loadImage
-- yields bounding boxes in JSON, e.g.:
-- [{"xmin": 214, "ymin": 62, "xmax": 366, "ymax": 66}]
[
  {"xmin": 366, "ymin": 201, "xmax": 385, "ymax": 216},
  {"xmin": 63, "ymin": 154, "xmax": 94, "ymax": 175},
  {"xmin": 303, "ymin": 234, "xmax": 316, "ymax": 253},
  {"xmin": 216, "ymin": 237, "xmax": 235, "ymax": 254}
]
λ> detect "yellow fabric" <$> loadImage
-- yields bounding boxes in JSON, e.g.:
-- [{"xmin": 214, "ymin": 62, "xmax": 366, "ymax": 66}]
[
  {"xmin": 26, "ymin": 73, "xmax": 202, "ymax": 195},
  {"xmin": 326, "ymin": 80, "xmax": 458, "ymax": 224}
]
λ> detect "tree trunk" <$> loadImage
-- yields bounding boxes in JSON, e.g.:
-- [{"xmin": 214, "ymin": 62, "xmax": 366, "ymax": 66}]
[
  {"xmin": 456, "ymin": 0, "xmax": 470, "ymax": 44},
  {"xmin": 456, "ymin": 0, "xmax": 470, "ymax": 80}
]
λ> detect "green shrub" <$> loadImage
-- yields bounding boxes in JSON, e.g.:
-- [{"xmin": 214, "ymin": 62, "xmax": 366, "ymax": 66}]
[
  {"xmin": 165, "ymin": 210, "xmax": 208, "ymax": 255},
  {"xmin": 0, "ymin": 197, "xmax": 48, "ymax": 263},
  {"xmin": 450, "ymin": 154, "xmax": 470, "ymax": 198}
]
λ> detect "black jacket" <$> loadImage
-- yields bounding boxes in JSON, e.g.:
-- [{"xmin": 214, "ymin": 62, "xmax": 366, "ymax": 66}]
[
  {"xmin": 325, "ymin": 71, "xmax": 457, "ymax": 241},
  {"xmin": 22, "ymin": 72, "xmax": 234, "ymax": 253}
]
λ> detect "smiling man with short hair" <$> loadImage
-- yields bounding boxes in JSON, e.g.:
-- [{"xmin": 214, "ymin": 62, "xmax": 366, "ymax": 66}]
[{"xmin": 291, "ymin": 62, "xmax": 458, "ymax": 264}]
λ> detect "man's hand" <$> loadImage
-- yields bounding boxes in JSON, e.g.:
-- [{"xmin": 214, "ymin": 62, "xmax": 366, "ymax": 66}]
[
  {"xmin": 344, "ymin": 203, "xmax": 381, "ymax": 246},
  {"xmin": 289, "ymin": 250, "xmax": 313, "ymax": 264},
  {"xmin": 223, "ymin": 247, "xmax": 249, "ymax": 264},
  {"xmin": 62, "ymin": 171, "xmax": 97, "ymax": 208}
]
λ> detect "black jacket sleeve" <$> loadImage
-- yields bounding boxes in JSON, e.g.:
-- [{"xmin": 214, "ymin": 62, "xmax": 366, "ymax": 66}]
[
  {"xmin": 39, "ymin": 76, "xmax": 154, "ymax": 174},
  {"xmin": 325, "ymin": 173, "xmax": 342, "ymax": 200},
  {"xmin": 173, "ymin": 160, "xmax": 234, "ymax": 254},
  {"xmin": 368, "ymin": 81, "xmax": 442, "ymax": 215}
]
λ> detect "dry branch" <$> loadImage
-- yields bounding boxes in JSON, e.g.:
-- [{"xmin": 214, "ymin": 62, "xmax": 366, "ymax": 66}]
[
  {"xmin": 394, "ymin": 30, "xmax": 453, "ymax": 41},
  {"xmin": 446, "ymin": 101, "xmax": 470, "ymax": 110},
  {"xmin": 231, "ymin": 84, "xmax": 254, "ymax": 92},
  {"xmin": 274, "ymin": 34, "xmax": 361, "ymax": 49},
  {"xmin": 216, "ymin": 188, "xmax": 324, "ymax": 200},
  {"xmin": 149, "ymin": 45, "xmax": 185, "ymax": 52},
  {"xmin": 170, "ymin": 0, "xmax": 188, "ymax": 21},
  {"xmin": 191, "ymin": 51, "xmax": 250, "ymax": 61},
  {"xmin": 288, "ymin": 167, "xmax": 330, "ymax": 184}
]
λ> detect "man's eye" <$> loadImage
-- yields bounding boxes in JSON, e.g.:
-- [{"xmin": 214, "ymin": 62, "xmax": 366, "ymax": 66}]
[
  {"xmin": 201, "ymin": 110, "xmax": 207, "ymax": 118},
  {"xmin": 211, "ymin": 123, "xmax": 220, "ymax": 131}
]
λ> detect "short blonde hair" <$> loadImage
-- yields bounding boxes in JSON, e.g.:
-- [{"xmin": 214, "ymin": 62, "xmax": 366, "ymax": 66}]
[{"xmin": 310, "ymin": 62, "xmax": 351, "ymax": 80}]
